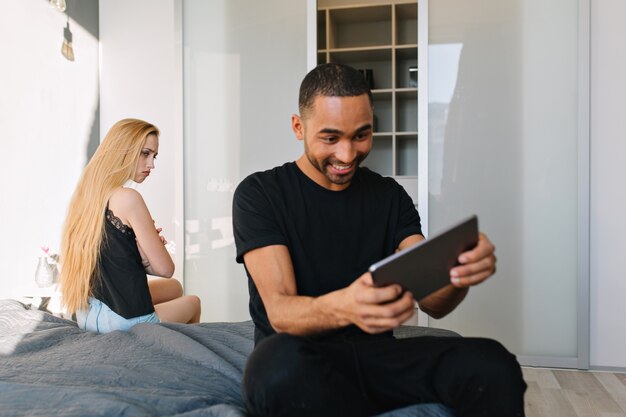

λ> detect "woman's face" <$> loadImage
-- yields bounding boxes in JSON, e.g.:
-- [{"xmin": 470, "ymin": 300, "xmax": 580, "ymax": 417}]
[{"xmin": 133, "ymin": 134, "xmax": 159, "ymax": 183}]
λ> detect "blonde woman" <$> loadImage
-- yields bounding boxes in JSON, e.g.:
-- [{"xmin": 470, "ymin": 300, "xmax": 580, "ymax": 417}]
[{"xmin": 60, "ymin": 119, "xmax": 201, "ymax": 333}]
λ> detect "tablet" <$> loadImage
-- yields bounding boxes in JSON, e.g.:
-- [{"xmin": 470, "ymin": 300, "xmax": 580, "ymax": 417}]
[{"xmin": 369, "ymin": 215, "xmax": 479, "ymax": 301}]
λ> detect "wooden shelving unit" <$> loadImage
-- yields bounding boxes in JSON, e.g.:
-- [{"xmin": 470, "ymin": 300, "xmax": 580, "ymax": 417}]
[{"xmin": 317, "ymin": 0, "xmax": 418, "ymax": 180}]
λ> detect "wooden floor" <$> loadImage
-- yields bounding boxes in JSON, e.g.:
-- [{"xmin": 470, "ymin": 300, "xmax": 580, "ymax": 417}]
[{"xmin": 523, "ymin": 367, "xmax": 626, "ymax": 417}]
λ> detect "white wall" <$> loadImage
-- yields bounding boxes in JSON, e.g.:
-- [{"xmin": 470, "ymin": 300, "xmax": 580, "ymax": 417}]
[
  {"xmin": 99, "ymin": 0, "xmax": 184, "ymax": 276},
  {"xmin": 590, "ymin": 0, "xmax": 626, "ymax": 369},
  {"xmin": 0, "ymin": 0, "xmax": 99, "ymax": 298}
]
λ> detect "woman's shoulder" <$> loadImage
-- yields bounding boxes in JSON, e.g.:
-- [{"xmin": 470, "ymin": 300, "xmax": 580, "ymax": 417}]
[
  {"xmin": 108, "ymin": 187, "xmax": 148, "ymax": 223},
  {"xmin": 109, "ymin": 187, "xmax": 145, "ymax": 205}
]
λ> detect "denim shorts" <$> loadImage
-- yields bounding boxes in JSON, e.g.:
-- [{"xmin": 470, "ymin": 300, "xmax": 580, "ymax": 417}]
[{"xmin": 76, "ymin": 298, "xmax": 160, "ymax": 333}]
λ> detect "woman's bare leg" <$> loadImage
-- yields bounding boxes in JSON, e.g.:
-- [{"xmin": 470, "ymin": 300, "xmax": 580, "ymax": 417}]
[
  {"xmin": 154, "ymin": 295, "xmax": 201, "ymax": 324},
  {"xmin": 148, "ymin": 278, "xmax": 183, "ymax": 304},
  {"xmin": 148, "ymin": 278, "xmax": 201, "ymax": 323}
]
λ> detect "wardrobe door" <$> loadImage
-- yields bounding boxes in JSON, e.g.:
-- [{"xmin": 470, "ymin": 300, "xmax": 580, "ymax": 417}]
[
  {"xmin": 183, "ymin": 0, "xmax": 307, "ymax": 321},
  {"xmin": 425, "ymin": 0, "xmax": 589, "ymax": 367}
]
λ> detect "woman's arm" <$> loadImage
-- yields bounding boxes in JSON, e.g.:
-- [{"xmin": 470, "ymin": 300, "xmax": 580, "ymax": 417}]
[
  {"xmin": 108, "ymin": 188, "xmax": 175, "ymax": 277},
  {"xmin": 136, "ymin": 236, "xmax": 169, "ymax": 276}
]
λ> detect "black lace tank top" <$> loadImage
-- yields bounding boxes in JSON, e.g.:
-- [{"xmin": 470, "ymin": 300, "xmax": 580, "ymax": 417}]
[{"xmin": 91, "ymin": 206, "xmax": 154, "ymax": 319}]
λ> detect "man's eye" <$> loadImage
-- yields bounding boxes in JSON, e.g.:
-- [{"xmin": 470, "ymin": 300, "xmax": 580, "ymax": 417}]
[{"xmin": 322, "ymin": 137, "xmax": 338, "ymax": 143}]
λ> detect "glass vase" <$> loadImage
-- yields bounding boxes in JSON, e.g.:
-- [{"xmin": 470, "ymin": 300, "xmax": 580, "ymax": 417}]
[{"xmin": 35, "ymin": 257, "xmax": 54, "ymax": 288}]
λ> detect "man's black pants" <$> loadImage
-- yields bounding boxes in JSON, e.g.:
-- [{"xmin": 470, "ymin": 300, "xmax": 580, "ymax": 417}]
[{"xmin": 242, "ymin": 332, "xmax": 526, "ymax": 417}]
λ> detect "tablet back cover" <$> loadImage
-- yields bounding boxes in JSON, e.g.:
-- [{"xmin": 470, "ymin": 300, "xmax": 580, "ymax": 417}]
[{"xmin": 369, "ymin": 215, "xmax": 479, "ymax": 301}]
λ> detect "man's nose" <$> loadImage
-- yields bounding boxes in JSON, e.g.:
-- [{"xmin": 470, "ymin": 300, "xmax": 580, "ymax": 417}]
[{"xmin": 334, "ymin": 139, "xmax": 356, "ymax": 162}]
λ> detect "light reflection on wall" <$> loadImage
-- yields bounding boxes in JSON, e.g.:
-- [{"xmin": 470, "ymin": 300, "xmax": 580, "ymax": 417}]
[
  {"xmin": 427, "ymin": 43, "xmax": 463, "ymax": 197},
  {"xmin": 183, "ymin": 50, "xmax": 245, "ymax": 322}
]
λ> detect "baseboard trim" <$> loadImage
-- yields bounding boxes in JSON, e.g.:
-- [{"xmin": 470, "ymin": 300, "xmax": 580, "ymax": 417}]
[
  {"xmin": 589, "ymin": 365, "xmax": 626, "ymax": 373},
  {"xmin": 517, "ymin": 355, "xmax": 581, "ymax": 369}
]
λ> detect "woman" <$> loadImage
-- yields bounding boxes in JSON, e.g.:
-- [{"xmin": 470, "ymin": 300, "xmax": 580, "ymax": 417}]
[{"xmin": 60, "ymin": 118, "xmax": 201, "ymax": 333}]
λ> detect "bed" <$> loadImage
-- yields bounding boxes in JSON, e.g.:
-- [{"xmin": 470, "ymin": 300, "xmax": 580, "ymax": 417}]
[{"xmin": 0, "ymin": 299, "xmax": 454, "ymax": 417}]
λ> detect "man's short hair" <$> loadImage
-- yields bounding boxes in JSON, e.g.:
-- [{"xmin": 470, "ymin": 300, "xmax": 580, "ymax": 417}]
[{"xmin": 298, "ymin": 63, "xmax": 373, "ymax": 118}]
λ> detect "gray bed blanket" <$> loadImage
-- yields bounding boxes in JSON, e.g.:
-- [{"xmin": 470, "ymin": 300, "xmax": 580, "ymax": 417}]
[{"xmin": 0, "ymin": 299, "xmax": 453, "ymax": 417}]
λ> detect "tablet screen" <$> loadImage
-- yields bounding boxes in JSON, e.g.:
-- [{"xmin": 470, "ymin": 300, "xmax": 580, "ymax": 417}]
[{"xmin": 369, "ymin": 215, "xmax": 479, "ymax": 301}]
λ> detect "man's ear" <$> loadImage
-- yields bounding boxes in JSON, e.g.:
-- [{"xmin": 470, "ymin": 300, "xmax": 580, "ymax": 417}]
[{"xmin": 292, "ymin": 114, "xmax": 304, "ymax": 141}]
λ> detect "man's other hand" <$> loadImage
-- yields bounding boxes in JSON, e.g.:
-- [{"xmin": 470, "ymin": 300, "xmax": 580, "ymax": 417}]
[
  {"xmin": 449, "ymin": 232, "xmax": 496, "ymax": 288},
  {"xmin": 339, "ymin": 272, "xmax": 415, "ymax": 334}
]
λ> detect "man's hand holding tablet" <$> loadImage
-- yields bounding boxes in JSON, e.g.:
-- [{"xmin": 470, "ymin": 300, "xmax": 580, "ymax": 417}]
[{"xmin": 369, "ymin": 215, "xmax": 479, "ymax": 302}]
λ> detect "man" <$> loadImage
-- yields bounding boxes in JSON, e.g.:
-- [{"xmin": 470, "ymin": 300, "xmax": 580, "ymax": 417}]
[{"xmin": 233, "ymin": 63, "xmax": 526, "ymax": 417}]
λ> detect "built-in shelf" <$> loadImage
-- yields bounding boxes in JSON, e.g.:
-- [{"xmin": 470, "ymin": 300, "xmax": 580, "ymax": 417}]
[{"xmin": 317, "ymin": 0, "xmax": 418, "ymax": 179}]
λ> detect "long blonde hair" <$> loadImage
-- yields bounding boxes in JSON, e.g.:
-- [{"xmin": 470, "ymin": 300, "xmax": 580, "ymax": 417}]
[{"xmin": 60, "ymin": 119, "xmax": 159, "ymax": 314}]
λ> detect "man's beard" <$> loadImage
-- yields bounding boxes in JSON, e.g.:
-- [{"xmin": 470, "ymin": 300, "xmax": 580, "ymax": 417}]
[{"xmin": 305, "ymin": 151, "xmax": 369, "ymax": 186}]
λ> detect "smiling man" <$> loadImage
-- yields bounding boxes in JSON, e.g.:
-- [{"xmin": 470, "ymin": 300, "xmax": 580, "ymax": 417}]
[{"xmin": 233, "ymin": 63, "xmax": 526, "ymax": 417}]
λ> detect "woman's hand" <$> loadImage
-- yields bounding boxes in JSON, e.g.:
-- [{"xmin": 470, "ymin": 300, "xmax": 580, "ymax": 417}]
[{"xmin": 155, "ymin": 226, "xmax": 167, "ymax": 245}]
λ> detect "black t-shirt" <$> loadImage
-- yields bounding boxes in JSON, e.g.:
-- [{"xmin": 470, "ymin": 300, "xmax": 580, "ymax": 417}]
[
  {"xmin": 233, "ymin": 162, "xmax": 422, "ymax": 343},
  {"xmin": 91, "ymin": 208, "xmax": 155, "ymax": 319}
]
